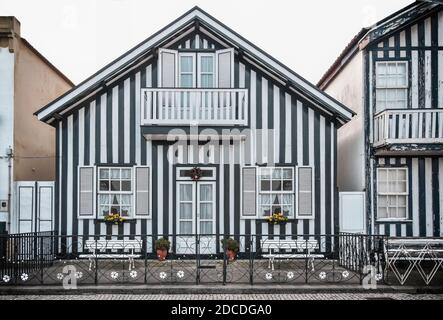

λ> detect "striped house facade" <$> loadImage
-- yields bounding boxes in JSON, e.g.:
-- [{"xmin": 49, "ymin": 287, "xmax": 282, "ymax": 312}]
[{"xmin": 36, "ymin": 7, "xmax": 353, "ymax": 251}]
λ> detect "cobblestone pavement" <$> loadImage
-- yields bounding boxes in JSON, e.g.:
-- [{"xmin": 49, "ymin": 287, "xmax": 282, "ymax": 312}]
[{"xmin": 0, "ymin": 293, "xmax": 442, "ymax": 300}]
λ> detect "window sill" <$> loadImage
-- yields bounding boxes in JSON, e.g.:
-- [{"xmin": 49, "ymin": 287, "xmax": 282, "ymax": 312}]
[{"xmin": 376, "ymin": 219, "xmax": 412, "ymax": 223}]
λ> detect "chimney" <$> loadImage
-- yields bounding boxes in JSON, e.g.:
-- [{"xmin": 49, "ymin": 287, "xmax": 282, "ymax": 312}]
[{"xmin": 0, "ymin": 16, "xmax": 21, "ymax": 52}]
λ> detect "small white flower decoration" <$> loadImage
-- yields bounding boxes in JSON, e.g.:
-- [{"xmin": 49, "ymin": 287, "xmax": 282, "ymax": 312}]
[
  {"xmin": 287, "ymin": 272, "xmax": 294, "ymax": 280},
  {"xmin": 177, "ymin": 270, "xmax": 185, "ymax": 279},
  {"xmin": 110, "ymin": 271, "xmax": 119, "ymax": 280},
  {"xmin": 375, "ymin": 273, "xmax": 383, "ymax": 281},
  {"xmin": 159, "ymin": 272, "xmax": 167, "ymax": 280},
  {"xmin": 2, "ymin": 275, "xmax": 11, "ymax": 283},
  {"xmin": 130, "ymin": 270, "xmax": 138, "ymax": 278},
  {"xmin": 21, "ymin": 273, "xmax": 29, "ymax": 282},
  {"xmin": 265, "ymin": 273, "xmax": 273, "ymax": 280},
  {"xmin": 56, "ymin": 273, "xmax": 64, "ymax": 280},
  {"xmin": 342, "ymin": 271, "xmax": 349, "ymax": 279},
  {"xmin": 319, "ymin": 272, "xmax": 327, "ymax": 280},
  {"xmin": 75, "ymin": 271, "xmax": 83, "ymax": 279}
]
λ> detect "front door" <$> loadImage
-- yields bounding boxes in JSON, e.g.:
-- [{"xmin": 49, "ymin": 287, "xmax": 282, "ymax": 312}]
[{"xmin": 176, "ymin": 168, "xmax": 216, "ymax": 254}]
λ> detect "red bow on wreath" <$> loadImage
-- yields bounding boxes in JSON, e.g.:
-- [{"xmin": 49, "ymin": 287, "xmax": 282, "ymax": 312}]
[{"xmin": 190, "ymin": 167, "xmax": 203, "ymax": 181}]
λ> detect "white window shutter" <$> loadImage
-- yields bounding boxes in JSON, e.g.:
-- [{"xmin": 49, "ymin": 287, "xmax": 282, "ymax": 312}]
[
  {"xmin": 135, "ymin": 166, "xmax": 150, "ymax": 217},
  {"xmin": 242, "ymin": 167, "xmax": 257, "ymax": 217},
  {"xmin": 158, "ymin": 49, "xmax": 178, "ymax": 88},
  {"xmin": 216, "ymin": 48, "xmax": 234, "ymax": 88},
  {"xmin": 78, "ymin": 166, "xmax": 95, "ymax": 219},
  {"xmin": 297, "ymin": 167, "xmax": 314, "ymax": 219}
]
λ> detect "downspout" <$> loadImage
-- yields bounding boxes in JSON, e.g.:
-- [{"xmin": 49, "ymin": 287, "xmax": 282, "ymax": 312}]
[{"xmin": 6, "ymin": 146, "xmax": 13, "ymax": 232}]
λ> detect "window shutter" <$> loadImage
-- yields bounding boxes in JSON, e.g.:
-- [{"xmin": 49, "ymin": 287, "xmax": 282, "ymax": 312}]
[
  {"xmin": 297, "ymin": 167, "xmax": 314, "ymax": 219},
  {"xmin": 135, "ymin": 166, "xmax": 150, "ymax": 217},
  {"xmin": 242, "ymin": 167, "xmax": 257, "ymax": 217},
  {"xmin": 159, "ymin": 49, "xmax": 178, "ymax": 88},
  {"xmin": 78, "ymin": 166, "xmax": 95, "ymax": 219},
  {"xmin": 216, "ymin": 48, "xmax": 234, "ymax": 88}
]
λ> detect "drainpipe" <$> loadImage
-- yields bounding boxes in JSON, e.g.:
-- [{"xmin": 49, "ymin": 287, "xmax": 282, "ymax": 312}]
[{"xmin": 6, "ymin": 146, "xmax": 13, "ymax": 232}]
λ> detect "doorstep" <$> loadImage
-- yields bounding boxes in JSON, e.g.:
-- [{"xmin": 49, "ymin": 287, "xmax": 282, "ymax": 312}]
[{"xmin": 1, "ymin": 284, "xmax": 442, "ymax": 295}]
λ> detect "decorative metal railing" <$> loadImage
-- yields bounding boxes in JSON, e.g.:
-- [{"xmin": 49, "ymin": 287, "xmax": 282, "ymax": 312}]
[
  {"xmin": 373, "ymin": 109, "xmax": 443, "ymax": 147},
  {"xmin": 141, "ymin": 88, "xmax": 249, "ymax": 126},
  {"xmin": 4, "ymin": 232, "xmax": 441, "ymax": 287}
]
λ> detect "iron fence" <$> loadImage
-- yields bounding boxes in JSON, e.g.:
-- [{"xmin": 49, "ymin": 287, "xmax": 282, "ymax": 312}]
[{"xmin": 0, "ymin": 232, "xmax": 388, "ymax": 286}]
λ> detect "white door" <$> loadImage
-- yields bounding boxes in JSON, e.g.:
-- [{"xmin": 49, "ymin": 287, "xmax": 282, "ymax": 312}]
[
  {"xmin": 339, "ymin": 192, "xmax": 366, "ymax": 234},
  {"xmin": 176, "ymin": 181, "xmax": 216, "ymax": 254}
]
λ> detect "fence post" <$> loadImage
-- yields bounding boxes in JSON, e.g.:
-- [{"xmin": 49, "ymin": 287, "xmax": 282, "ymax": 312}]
[
  {"xmin": 222, "ymin": 235, "xmax": 227, "ymax": 286},
  {"xmin": 249, "ymin": 235, "xmax": 254, "ymax": 286},
  {"xmin": 305, "ymin": 238, "xmax": 309, "ymax": 284},
  {"xmin": 40, "ymin": 236, "xmax": 44, "ymax": 284},
  {"xmin": 196, "ymin": 234, "xmax": 200, "ymax": 285},
  {"xmin": 13, "ymin": 235, "xmax": 18, "ymax": 285},
  {"xmin": 143, "ymin": 235, "xmax": 148, "ymax": 285},
  {"xmin": 94, "ymin": 238, "xmax": 98, "ymax": 285}
]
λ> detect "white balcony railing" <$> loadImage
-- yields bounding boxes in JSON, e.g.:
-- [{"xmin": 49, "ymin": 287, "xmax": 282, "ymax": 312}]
[
  {"xmin": 141, "ymin": 88, "xmax": 249, "ymax": 126},
  {"xmin": 374, "ymin": 109, "xmax": 443, "ymax": 147}
]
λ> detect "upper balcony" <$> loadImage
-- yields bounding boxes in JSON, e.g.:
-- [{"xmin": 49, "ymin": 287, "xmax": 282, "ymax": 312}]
[
  {"xmin": 374, "ymin": 109, "xmax": 443, "ymax": 148},
  {"xmin": 141, "ymin": 88, "xmax": 249, "ymax": 126}
]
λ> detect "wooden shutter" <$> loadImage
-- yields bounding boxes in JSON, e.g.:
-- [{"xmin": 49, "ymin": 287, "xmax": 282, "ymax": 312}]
[
  {"xmin": 297, "ymin": 167, "xmax": 314, "ymax": 219},
  {"xmin": 78, "ymin": 166, "xmax": 95, "ymax": 219},
  {"xmin": 135, "ymin": 166, "xmax": 150, "ymax": 217},
  {"xmin": 242, "ymin": 167, "xmax": 257, "ymax": 217},
  {"xmin": 159, "ymin": 49, "xmax": 178, "ymax": 88},
  {"xmin": 216, "ymin": 48, "xmax": 234, "ymax": 88}
]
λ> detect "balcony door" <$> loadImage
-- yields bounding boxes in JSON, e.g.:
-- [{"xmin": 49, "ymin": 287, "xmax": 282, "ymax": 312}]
[{"xmin": 176, "ymin": 168, "xmax": 216, "ymax": 254}]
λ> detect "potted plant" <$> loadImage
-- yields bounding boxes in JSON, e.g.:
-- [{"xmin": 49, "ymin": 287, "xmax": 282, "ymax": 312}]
[
  {"xmin": 104, "ymin": 213, "xmax": 125, "ymax": 225},
  {"xmin": 266, "ymin": 212, "xmax": 289, "ymax": 225},
  {"xmin": 221, "ymin": 238, "xmax": 240, "ymax": 263},
  {"xmin": 155, "ymin": 238, "xmax": 171, "ymax": 261}
]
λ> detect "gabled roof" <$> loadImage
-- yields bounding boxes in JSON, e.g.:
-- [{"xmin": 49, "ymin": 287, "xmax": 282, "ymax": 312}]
[
  {"xmin": 35, "ymin": 6, "xmax": 355, "ymax": 124},
  {"xmin": 318, "ymin": 0, "xmax": 442, "ymax": 89}
]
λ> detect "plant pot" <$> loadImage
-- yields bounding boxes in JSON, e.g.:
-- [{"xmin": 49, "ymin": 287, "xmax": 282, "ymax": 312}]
[
  {"xmin": 226, "ymin": 249, "xmax": 237, "ymax": 263},
  {"xmin": 156, "ymin": 249, "xmax": 168, "ymax": 261}
]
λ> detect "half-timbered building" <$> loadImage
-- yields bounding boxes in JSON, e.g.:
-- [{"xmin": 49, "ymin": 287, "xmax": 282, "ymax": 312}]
[{"xmin": 35, "ymin": 7, "xmax": 353, "ymax": 253}]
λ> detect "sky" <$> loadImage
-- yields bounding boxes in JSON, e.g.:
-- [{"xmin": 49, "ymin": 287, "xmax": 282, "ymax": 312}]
[{"xmin": 0, "ymin": 0, "xmax": 413, "ymax": 85}]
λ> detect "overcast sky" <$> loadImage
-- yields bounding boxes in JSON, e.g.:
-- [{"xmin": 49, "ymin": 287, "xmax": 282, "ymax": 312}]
[{"xmin": 0, "ymin": 0, "xmax": 413, "ymax": 85}]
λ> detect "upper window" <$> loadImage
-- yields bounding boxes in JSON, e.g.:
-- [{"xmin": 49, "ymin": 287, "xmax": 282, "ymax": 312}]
[
  {"xmin": 179, "ymin": 54, "xmax": 195, "ymax": 88},
  {"xmin": 376, "ymin": 61, "xmax": 408, "ymax": 112},
  {"xmin": 198, "ymin": 54, "xmax": 215, "ymax": 88},
  {"xmin": 258, "ymin": 167, "xmax": 294, "ymax": 218},
  {"xmin": 377, "ymin": 168, "xmax": 408, "ymax": 220},
  {"xmin": 98, "ymin": 168, "xmax": 133, "ymax": 218}
]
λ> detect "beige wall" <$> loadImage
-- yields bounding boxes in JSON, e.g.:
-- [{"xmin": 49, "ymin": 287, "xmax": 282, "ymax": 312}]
[
  {"xmin": 323, "ymin": 51, "xmax": 366, "ymax": 192},
  {"xmin": 13, "ymin": 39, "xmax": 72, "ymax": 181}
]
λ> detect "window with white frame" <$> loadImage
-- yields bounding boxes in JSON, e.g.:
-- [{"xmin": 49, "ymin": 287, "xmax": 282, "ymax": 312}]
[
  {"xmin": 376, "ymin": 61, "xmax": 408, "ymax": 112},
  {"xmin": 179, "ymin": 54, "xmax": 195, "ymax": 88},
  {"xmin": 198, "ymin": 54, "xmax": 215, "ymax": 88},
  {"xmin": 377, "ymin": 168, "xmax": 408, "ymax": 220},
  {"xmin": 258, "ymin": 167, "xmax": 294, "ymax": 218},
  {"xmin": 98, "ymin": 168, "xmax": 133, "ymax": 218}
]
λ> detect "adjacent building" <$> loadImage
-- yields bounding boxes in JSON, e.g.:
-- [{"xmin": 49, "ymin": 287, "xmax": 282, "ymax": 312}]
[
  {"xmin": 318, "ymin": 0, "xmax": 443, "ymax": 237},
  {"xmin": 0, "ymin": 17, "xmax": 73, "ymax": 233}
]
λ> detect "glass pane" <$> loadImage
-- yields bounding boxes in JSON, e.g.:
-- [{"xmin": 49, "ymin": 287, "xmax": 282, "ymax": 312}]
[
  {"xmin": 272, "ymin": 205, "xmax": 282, "ymax": 215},
  {"xmin": 260, "ymin": 195, "xmax": 271, "ymax": 205},
  {"xmin": 388, "ymin": 207, "xmax": 397, "ymax": 218},
  {"xmin": 200, "ymin": 203, "xmax": 213, "ymax": 219},
  {"xmin": 397, "ymin": 169, "xmax": 407, "ymax": 181},
  {"xmin": 378, "ymin": 207, "xmax": 388, "ymax": 219},
  {"xmin": 397, "ymin": 182, "xmax": 407, "ymax": 193},
  {"xmin": 100, "ymin": 206, "xmax": 109, "ymax": 216},
  {"xmin": 180, "ymin": 74, "xmax": 193, "ymax": 88},
  {"xmin": 272, "ymin": 180, "xmax": 282, "ymax": 191},
  {"xmin": 121, "ymin": 195, "xmax": 131, "ymax": 205},
  {"xmin": 272, "ymin": 194, "xmax": 281, "ymax": 205},
  {"xmin": 261, "ymin": 180, "xmax": 271, "ymax": 191},
  {"xmin": 111, "ymin": 169, "xmax": 120, "ymax": 179},
  {"xmin": 283, "ymin": 194, "xmax": 293, "ymax": 205},
  {"xmin": 260, "ymin": 206, "xmax": 271, "ymax": 217},
  {"xmin": 272, "ymin": 169, "xmax": 282, "ymax": 179},
  {"xmin": 201, "ymin": 74, "xmax": 214, "ymax": 88},
  {"xmin": 111, "ymin": 181, "xmax": 121, "ymax": 191},
  {"xmin": 378, "ymin": 195, "xmax": 387, "ymax": 207},
  {"xmin": 282, "ymin": 206, "xmax": 292, "ymax": 217},
  {"xmin": 121, "ymin": 181, "xmax": 131, "ymax": 192},
  {"xmin": 180, "ymin": 203, "xmax": 193, "ymax": 219},
  {"xmin": 121, "ymin": 207, "xmax": 131, "ymax": 217},
  {"xmin": 377, "ymin": 63, "xmax": 386, "ymax": 75},
  {"xmin": 378, "ymin": 169, "xmax": 387, "ymax": 182},
  {"xmin": 397, "ymin": 207, "xmax": 407, "ymax": 219},
  {"xmin": 180, "ymin": 184, "xmax": 192, "ymax": 201},
  {"xmin": 111, "ymin": 194, "xmax": 120, "ymax": 205},
  {"xmin": 121, "ymin": 169, "xmax": 131, "ymax": 179},
  {"xmin": 200, "ymin": 185, "xmax": 213, "ymax": 201},
  {"xmin": 110, "ymin": 206, "xmax": 120, "ymax": 214},
  {"xmin": 201, "ymin": 56, "xmax": 214, "ymax": 72},
  {"xmin": 388, "ymin": 195, "xmax": 397, "ymax": 206},
  {"xmin": 260, "ymin": 168, "xmax": 271, "ymax": 179},
  {"xmin": 100, "ymin": 169, "xmax": 109, "ymax": 179},
  {"xmin": 180, "ymin": 221, "xmax": 193, "ymax": 234},
  {"xmin": 200, "ymin": 222, "xmax": 213, "ymax": 234},
  {"xmin": 282, "ymin": 169, "xmax": 292, "ymax": 179},
  {"xmin": 377, "ymin": 75, "xmax": 387, "ymax": 87},
  {"xmin": 100, "ymin": 180, "xmax": 109, "ymax": 191},
  {"xmin": 398, "ymin": 195, "xmax": 407, "ymax": 206},
  {"xmin": 99, "ymin": 194, "xmax": 110, "ymax": 205},
  {"xmin": 283, "ymin": 180, "xmax": 293, "ymax": 191},
  {"xmin": 180, "ymin": 56, "xmax": 193, "ymax": 72}
]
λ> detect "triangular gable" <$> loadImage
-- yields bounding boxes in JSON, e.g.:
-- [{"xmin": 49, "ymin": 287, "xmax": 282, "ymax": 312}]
[{"xmin": 35, "ymin": 6, "xmax": 354, "ymax": 124}]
